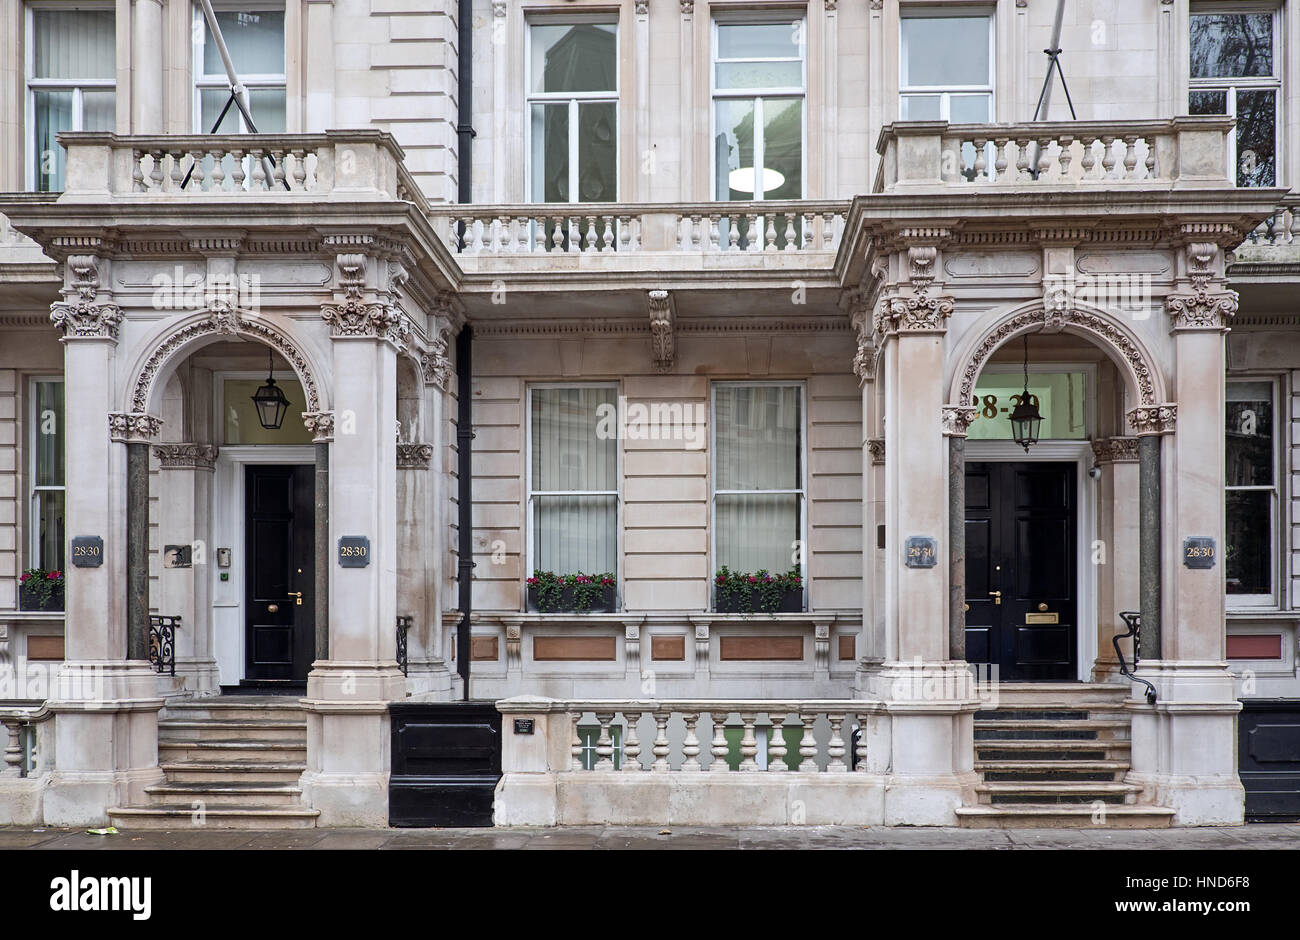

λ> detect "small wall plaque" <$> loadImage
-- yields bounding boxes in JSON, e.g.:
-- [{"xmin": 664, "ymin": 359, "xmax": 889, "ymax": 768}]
[
  {"xmin": 70, "ymin": 536, "xmax": 104, "ymax": 568},
  {"xmin": 163, "ymin": 544, "xmax": 192, "ymax": 568},
  {"xmin": 1183, "ymin": 536, "xmax": 1216, "ymax": 569},
  {"xmin": 513, "ymin": 718, "xmax": 535, "ymax": 735},
  {"xmin": 904, "ymin": 536, "xmax": 938, "ymax": 569},
  {"xmin": 338, "ymin": 536, "xmax": 371, "ymax": 568}
]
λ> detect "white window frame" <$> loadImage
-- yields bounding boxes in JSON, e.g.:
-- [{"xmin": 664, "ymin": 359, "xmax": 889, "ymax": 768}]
[
  {"xmin": 27, "ymin": 376, "xmax": 65, "ymax": 570},
  {"xmin": 1188, "ymin": 4, "xmax": 1283, "ymax": 188},
  {"xmin": 1226, "ymin": 375, "xmax": 1282, "ymax": 608},
  {"xmin": 24, "ymin": 3, "xmax": 116, "ymax": 192},
  {"xmin": 898, "ymin": 7, "xmax": 996, "ymax": 122},
  {"xmin": 192, "ymin": 3, "xmax": 287, "ymax": 134},
  {"xmin": 709, "ymin": 380, "xmax": 808, "ymax": 606},
  {"xmin": 524, "ymin": 382, "xmax": 622, "ymax": 594},
  {"xmin": 709, "ymin": 13, "xmax": 808, "ymax": 202},
  {"xmin": 523, "ymin": 16, "xmax": 620, "ymax": 204}
]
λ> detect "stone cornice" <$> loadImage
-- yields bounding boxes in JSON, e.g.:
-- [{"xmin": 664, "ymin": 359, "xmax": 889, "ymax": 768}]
[
  {"xmin": 153, "ymin": 443, "xmax": 219, "ymax": 470},
  {"xmin": 1090, "ymin": 436, "xmax": 1140, "ymax": 464},
  {"xmin": 1127, "ymin": 404, "xmax": 1177, "ymax": 436},
  {"xmin": 109, "ymin": 411, "xmax": 163, "ymax": 443}
]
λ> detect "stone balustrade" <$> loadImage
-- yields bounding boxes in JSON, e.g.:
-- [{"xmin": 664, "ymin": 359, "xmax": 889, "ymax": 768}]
[
  {"xmin": 432, "ymin": 202, "xmax": 847, "ymax": 255},
  {"xmin": 875, "ymin": 116, "xmax": 1238, "ymax": 191},
  {"xmin": 1244, "ymin": 197, "xmax": 1300, "ymax": 246},
  {"xmin": 493, "ymin": 696, "xmax": 889, "ymax": 825},
  {"xmin": 54, "ymin": 130, "xmax": 426, "ymax": 209},
  {"xmin": 0, "ymin": 703, "xmax": 51, "ymax": 779},
  {"xmin": 563, "ymin": 700, "xmax": 875, "ymax": 773}
]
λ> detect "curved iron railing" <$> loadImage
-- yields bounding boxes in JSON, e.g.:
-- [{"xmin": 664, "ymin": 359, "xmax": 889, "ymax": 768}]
[
  {"xmin": 148, "ymin": 615, "xmax": 178, "ymax": 676},
  {"xmin": 1115, "ymin": 610, "xmax": 1157, "ymax": 705}
]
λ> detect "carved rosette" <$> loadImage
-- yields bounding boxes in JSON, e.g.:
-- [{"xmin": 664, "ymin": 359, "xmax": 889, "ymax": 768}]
[
  {"xmin": 1090, "ymin": 436, "xmax": 1139, "ymax": 465},
  {"xmin": 397, "ymin": 442, "xmax": 434, "ymax": 470},
  {"xmin": 1165, "ymin": 289, "xmax": 1238, "ymax": 331},
  {"xmin": 867, "ymin": 438, "xmax": 885, "ymax": 466},
  {"xmin": 302, "ymin": 411, "xmax": 335, "ymax": 443},
  {"xmin": 109, "ymin": 412, "xmax": 164, "ymax": 444},
  {"xmin": 153, "ymin": 443, "xmax": 219, "ymax": 470},
  {"xmin": 941, "ymin": 406, "xmax": 979, "ymax": 438},
  {"xmin": 648, "ymin": 289, "xmax": 675, "ymax": 374},
  {"xmin": 1126, "ymin": 404, "xmax": 1177, "ymax": 437}
]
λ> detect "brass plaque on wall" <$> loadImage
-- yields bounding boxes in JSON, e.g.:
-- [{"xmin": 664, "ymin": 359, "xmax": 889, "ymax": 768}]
[{"xmin": 1025, "ymin": 612, "xmax": 1060, "ymax": 625}]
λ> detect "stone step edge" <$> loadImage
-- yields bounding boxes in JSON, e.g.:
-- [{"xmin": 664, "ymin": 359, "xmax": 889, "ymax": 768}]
[
  {"xmin": 107, "ymin": 805, "xmax": 320, "ymax": 817},
  {"xmin": 956, "ymin": 804, "xmax": 1174, "ymax": 816}
]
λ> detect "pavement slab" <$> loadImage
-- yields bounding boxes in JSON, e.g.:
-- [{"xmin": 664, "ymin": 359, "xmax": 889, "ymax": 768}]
[{"xmin": 2, "ymin": 823, "xmax": 1298, "ymax": 849}]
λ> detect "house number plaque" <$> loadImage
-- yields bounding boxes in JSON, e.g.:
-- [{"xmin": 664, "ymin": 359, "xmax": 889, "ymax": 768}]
[
  {"xmin": 70, "ymin": 536, "xmax": 104, "ymax": 568},
  {"xmin": 904, "ymin": 536, "xmax": 938, "ymax": 569},
  {"xmin": 338, "ymin": 536, "xmax": 371, "ymax": 568},
  {"xmin": 1183, "ymin": 536, "xmax": 1216, "ymax": 569}
]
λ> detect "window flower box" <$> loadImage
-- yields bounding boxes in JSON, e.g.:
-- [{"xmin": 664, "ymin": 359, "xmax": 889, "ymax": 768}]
[
  {"xmin": 527, "ymin": 571, "xmax": 617, "ymax": 613},
  {"xmin": 713, "ymin": 566, "xmax": 803, "ymax": 614},
  {"xmin": 19, "ymin": 568, "xmax": 65, "ymax": 612}
]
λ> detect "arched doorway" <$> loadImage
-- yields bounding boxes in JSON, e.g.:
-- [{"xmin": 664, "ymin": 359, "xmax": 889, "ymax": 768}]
[{"xmin": 947, "ymin": 301, "xmax": 1167, "ymax": 682}]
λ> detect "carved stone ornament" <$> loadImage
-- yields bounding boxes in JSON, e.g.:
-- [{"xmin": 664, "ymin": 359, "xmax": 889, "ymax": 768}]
[
  {"xmin": 302, "ymin": 411, "xmax": 335, "ymax": 442},
  {"xmin": 1165, "ymin": 289, "xmax": 1238, "ymax": 331},
  {"xmin": 635, "ymin": 0, "xmax": 648, "ymax": 14},
  {"xmin": 398, "ymin": 442, "xmax": 434, "ymax": 470},
  {"xmin": 109, "ymin": 412, "xmax": 164, "ymax": 443},
  {"xmin": 941, "ymin": 406, "xmax": 979, "ymax": 438},
  {"xmin": 868, "ymin": 438, "xmax": 885, "ymax": 466},
  {"xmin": 131, "ymin": 317, "xmax": 321, "ymax": 416},
  {"xmin": 153, "ymin": 443, "xmax": 219, "ymax": 470},
  {"xmin": 958, "ymin": 304, "xmax": 1158, "ymax": 407},
  {"xmin": 648, "ymin": 289, "xmax": 675, "ymax": 374},
  {"xmin": 889, "ymin": 293, "xmax": 955, "ymax": 333},
  {"xmin": 321, "ymin": 299, "xmax": 409, "ymax": 346},
  {"xmin": 680, "ymin": 0, "xmax": 694, "ymax": 13},
  {"xmin": 492, "ymin": 0, "xmax": 506, "ymax": 17},
  {"xmin": 1090, "ymin": 436, "xmax": 1139, "ymax": 464},
  {"xmin": 421, "ymin": 328, "xmax": 452, "ymax": 390},
  {"xmin": 51, "ymin": 255, "xmax": 121, "ymax": 340},
  {"xmin": 853, "ymin": 323, "xmax": 877, "ymax": 384},
  {"xmin": 1126, "ymin": 404, "xmax": 1177, "ymax": 436}
]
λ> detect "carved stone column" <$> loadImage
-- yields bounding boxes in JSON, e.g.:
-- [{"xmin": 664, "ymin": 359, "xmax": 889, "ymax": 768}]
[
  {"xmin": 1090, "ymin": 436, "xmax": 1139, "ymax": 681},
  {"xmin": 43, "ymin": 252, "xmax": 165, "ymax": 825},
  {"xmin": 301, "ymin": 242, "xmax": 408, "ymax": 826}
]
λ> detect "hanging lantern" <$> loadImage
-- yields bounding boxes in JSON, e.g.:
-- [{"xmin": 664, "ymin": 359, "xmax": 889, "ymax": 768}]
[
  {"xmin": 1009, "ymin": 333, "xmax": 1043, "ymax": 452},
  {"xmin": 251, "ymin": 346, "xmax": 290, "ymax": 430}
]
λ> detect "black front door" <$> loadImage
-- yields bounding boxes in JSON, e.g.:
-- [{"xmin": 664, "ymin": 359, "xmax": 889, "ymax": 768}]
[
  {"xmin": 245, "ymin": 465, "xmax": 315, "ymax": 683},
  {"xmin": 965, "ymin": 461, "xmax": 1077, "ymax": 681}
]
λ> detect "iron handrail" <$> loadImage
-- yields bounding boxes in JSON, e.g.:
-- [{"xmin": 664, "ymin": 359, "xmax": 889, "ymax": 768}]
[{"xmin": 1115, "ymin": 610, "xmax": 1157, "ymax": 705}]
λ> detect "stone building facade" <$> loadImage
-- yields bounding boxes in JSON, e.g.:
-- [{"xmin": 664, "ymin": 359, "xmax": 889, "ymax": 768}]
[{"xmin": 0, "ymin": 0, "xmax": 1298, "ymax": 828}]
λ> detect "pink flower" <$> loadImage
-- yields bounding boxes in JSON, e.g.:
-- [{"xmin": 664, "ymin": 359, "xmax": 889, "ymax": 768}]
[
  {"xmin": 748, "ymin": 576, "xmax": 756, "ymax": 583},
  {"xmin": 20, "ymin": 573, "xmax": 29, "ymax": 583},
  {"xmin": 50, "ymin": 570, "xmax": 62, "ymax": 580}
]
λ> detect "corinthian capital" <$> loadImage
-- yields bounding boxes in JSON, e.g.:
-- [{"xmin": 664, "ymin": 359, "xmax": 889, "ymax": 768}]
[
  {"xmin": 109, "ymin": 412, "xmax": 164, "ymax": 443},
  {"xmin": 1126, "ymin": 404, "xmax": 1177, "ymax": 436},
  {"xmin": 1165, "ymin": 288, "xmax": 1238, "ymax": 331}
]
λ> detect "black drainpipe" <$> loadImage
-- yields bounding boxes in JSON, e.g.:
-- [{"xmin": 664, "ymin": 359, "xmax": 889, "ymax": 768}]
[
  {"xmin": 457, "ymin": 0, "xmax": 474, "ymax": 207},
  {"xmin": 455, "ymin": 0, "xmax": 475, "ymax": 700},
  {"xmin": 456, "ymin": 326, "xmax": 474, "ymax": 700}
]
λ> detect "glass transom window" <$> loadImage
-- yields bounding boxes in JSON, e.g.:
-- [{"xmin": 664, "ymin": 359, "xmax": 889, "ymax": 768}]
[{"xmin": 967, "ymin": 372, "xmax": 1087, "ymax": 441}]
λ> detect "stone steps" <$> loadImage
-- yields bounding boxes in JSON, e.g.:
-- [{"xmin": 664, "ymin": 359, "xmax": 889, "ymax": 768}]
[
  {"xmin": 961, "ymin": 685, "xmax": 1171, "ymax": 829},
  {"xmin": 109, "ymin": 697, "xmax": 315, "ymax": 830},
  {"xmin": 955, "ymin": 804, "xmax": 1175, "ymax": 829}
]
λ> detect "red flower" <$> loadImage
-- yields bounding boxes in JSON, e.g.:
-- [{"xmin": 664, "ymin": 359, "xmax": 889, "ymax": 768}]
[
  {"xmin": 50, "ymin": 570, "xmax": 63, "ymax": 580},
  {"xmin": 20, "ymin": 573, "xmax": 29, "ymax": 583},
  {"xmin": 747, "ymin": 576, "xmax": 756, "ymax": 583}
]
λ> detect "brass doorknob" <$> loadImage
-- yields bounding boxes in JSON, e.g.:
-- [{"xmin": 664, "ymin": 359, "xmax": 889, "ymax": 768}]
[{"xmin": 267, "ymin": 603, "xmax": 279, "ymax": 613}]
